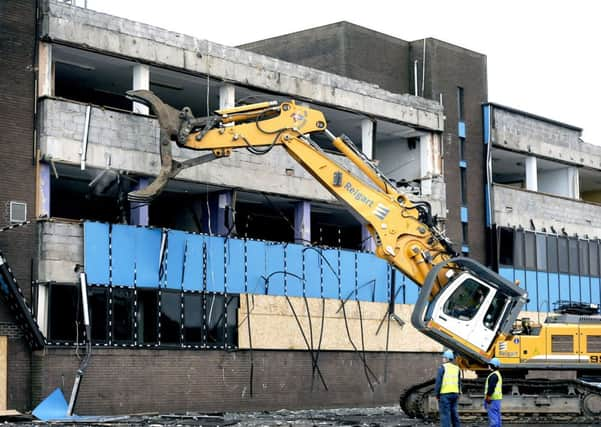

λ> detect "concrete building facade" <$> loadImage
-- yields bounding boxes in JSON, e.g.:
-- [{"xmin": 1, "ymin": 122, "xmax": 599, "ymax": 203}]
[{"xmin": 1, "ymin": 0, "xmax": 601, "ymax": 416}]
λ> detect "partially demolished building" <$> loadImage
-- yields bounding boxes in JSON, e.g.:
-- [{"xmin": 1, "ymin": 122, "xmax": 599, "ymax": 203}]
[{"xmin": 1, "ymin": 0, "xmax": 601, "ymax": 415}]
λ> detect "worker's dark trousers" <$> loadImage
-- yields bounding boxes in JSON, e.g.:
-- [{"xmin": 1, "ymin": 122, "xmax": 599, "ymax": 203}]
[
  {"xmin": 485, "ymin": 399, "xmax": 502, "ymax": 427},
  {"xmin": 439, "ymin": 393, "xmax": 461, "ymax": 427}
]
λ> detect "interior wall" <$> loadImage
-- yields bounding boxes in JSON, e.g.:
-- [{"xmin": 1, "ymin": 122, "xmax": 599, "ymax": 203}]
[
  {"xmin": 376, "ymin": 138, "xmax": 419, "ymax": 184},
  {"xmin": 538, "ymin": 168, "xmax": 573, "ymax": 198}
]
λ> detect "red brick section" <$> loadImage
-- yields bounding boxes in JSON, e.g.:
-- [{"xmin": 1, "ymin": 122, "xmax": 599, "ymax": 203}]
[
  {"xmin": 32, "ymin": 348, "xmax": 437, "ymax": 415},
  {"xmin": 0, "ymin": 0, "xmax": 37, "ymax": 411}
]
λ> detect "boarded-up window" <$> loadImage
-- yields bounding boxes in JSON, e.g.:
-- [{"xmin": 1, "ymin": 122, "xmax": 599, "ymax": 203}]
[
  {"xmin": 587, "ymin": 335, "xmax": 601, "ymax": 353},
  {"xmin": 552, "ymin": 335, "xmax": 574, "ymax": 353}
]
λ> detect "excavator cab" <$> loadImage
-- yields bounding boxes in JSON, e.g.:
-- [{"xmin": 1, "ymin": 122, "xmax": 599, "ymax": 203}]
[{"xmin": 412, "ymin": 257, "xmax": 528, "ymax": 364}]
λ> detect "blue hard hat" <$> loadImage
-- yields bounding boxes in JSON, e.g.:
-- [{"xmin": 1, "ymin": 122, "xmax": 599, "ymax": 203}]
[
  {"xmin": 443, "ymin": 349, "xmax": 454, "ymax": 360},
  {"xmin": 489, "ymin": 357, "xmax": 500, "ymax": 368}
]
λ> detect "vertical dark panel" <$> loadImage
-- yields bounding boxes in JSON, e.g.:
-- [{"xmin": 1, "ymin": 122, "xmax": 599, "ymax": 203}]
[
  {"xmin": 513, "ymin": 230, "xmax": 524, "ymax": 269},
  {"xmin": 48, "ymin": 284, "xmax": 80, "ymax": 342},
  {"xmin": 137, "ymin": 289, "xmax": 158, "ymax": 345},
  {"xmin": 558, "ymin": 237, "xmax": 569, "ymax": 274},
  {"xmin": 524, "ymin": 232, "xmax": 536, "ymax": 270},
  {"xmin": 183, "ymin": 293, "xmax": 203, "ymax": 346},
  {"xmin": 112, "ymin": 288, "xmax": 134, "ymax": 344},
  {"xmin": 160, "ymin": 290, "xmax": 181, "ymax": 345},
  {"xmin": 205, "ymin": 293, "xmax": 225, "ymax": 347},
  {"xmin": 88, "ymin": 286, "xmax": 108, "ymax": 344}
]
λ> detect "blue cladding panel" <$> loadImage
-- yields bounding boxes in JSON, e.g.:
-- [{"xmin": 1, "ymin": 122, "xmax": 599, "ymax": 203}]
[
  {"xmin": 570, "ymin": 274, "xmax": 580, "ymax": 302},
  {"xmin": 483, "ymin": 105, "xmax": 491, "ymax": 144},
  {"xmin": 165, "ymin": 230, "xmax": 186, "ymax": 289},
  {"xmin": 285, "ymin": 244, "xmax": 305, "ymax": 297},
  {"xmin": 111, "ymin": 224, "xmax": 135, "ymax": 286},
  {"xmin": 548, "ymin": 273, "xmax": 559, "ymax": 310},
  {"xmin": 460, "ymin": 207, "xmax": 468, "ymax": 223},
  {"xmin": 513, "ymin": 269, "xmax": 526, "ymax": 309},
  {"xmin": 525, "ymin": 270, "xmax": 537, "ymax": 313},
  {"xmin": 135, "ymin": 227, "xmax": 162, "ymax": 287},
  {"xmin": 226, "ymin": 239, "xmax": 245, "ymax": 293},
  {"xmin": 339, "ymin": 251, "xmax": 357, "ymax": 300},
  {"xmin": 266, "ymin": 243, "xmax": 285, "ymax": 295},
  {"xmin": 536, "ymin": 272, "xmax": 548, "ymax": 312},
  {"xmin": 205, "ymin": 236, "xmax": 225, "ymax": 293},
  {"xmin": 498, "ymin": 267, "xmax": 514, "ymax": 283},
  {"xmin": 581, "ymin": 276, "xmax": 591, "ymax": 306},
  {"xmin": 591, "ymin": 278, "xmax": 600, "ymax": 306},
  {"xmin": 302, "ymin": 246, "xmax": 321, "ymax": 298},
  {"xmin": 182, "ymin": 234, "xmax": 205, "ymax": 291},
  {"xmin": 357, "ymin": 253, "xmax": 377, "ymax": 302},
  {"xmin": 322, "ymin": 249, "xmax": 340, "ymax": 299},
  {"xmin": 393, "ymin": 270, "xmax": 405, "ymax": 304},
  {"xmin": 246, "ymin": 240, "xmax": 266, "ymax": 294},
  {"xmin": 459, "ymin": 160, "xmax": 467, "ymax": 168},
  {"xmin": 458, "ymin": 121, "xmax": 466, "ymax": 138},
  {"xmin": 559, "ymin": 274, "xmax": 570, "ymax": 303},
  {"xmin": 404, "ymin": 274, "xmax": 419, "ymax": 304},
  {"xmin": 84, "ymin": 222, "xmax": 110, "ymax": 285}
]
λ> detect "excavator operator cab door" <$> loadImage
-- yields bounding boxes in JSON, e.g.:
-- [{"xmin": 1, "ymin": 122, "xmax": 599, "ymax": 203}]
[{"xmin": 427, "ymin": 272, "xmax": 511, "ymax": 352}]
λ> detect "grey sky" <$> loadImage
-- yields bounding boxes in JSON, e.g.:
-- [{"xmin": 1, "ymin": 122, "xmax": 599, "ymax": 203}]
[{"xmin": 85, "ymin": 0, "xmax": 600, "ymax": 145}]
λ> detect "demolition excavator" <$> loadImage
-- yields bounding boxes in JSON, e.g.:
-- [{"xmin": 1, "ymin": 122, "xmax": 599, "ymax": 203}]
[{"xmin": 126, "ymin": 90, "xmax": 601, "ymax": 423}]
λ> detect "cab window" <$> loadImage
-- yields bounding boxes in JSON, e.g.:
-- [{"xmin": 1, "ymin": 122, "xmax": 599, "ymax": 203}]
[{"xmin": 443, "ymin": 279, "xmax": 489, "ymax": 321}]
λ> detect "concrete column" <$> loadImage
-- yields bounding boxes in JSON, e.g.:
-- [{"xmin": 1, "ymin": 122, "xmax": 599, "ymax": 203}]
[
  {"xmin": 219, "ymin": 84, "xmax": 235, "ymax": 110},
  {"xmin": 38, "ymin": 162, "xmax": 51, "ymax": 218},
  {"xmin": 38, "ymin": 42, "xmax": 53, "ymax": 97},
  {"xmin": 36, "ymin": 283, "xmax": 48, "ymax": 337},
  {"xmin": 130, "ymin": 178, "xmax": 149, "ymax": 226},
  {"xmin": 525, "ymin": 156, "xmax": 538, "ymax": 191},
  {"xmin": 361, "ymin": 118, "xmax": 374, "ymax": 158},
  {"xmin": 568, "ymin": 166, "xmax": 579, "ymax": 199},
  {"xmin": 132, "ymin": 64, "xmax": 150, "ymax": 114},
  {"xmin": 419, "ymin": 134, "xmax": 432, "ymax": 196},
  {"xmin": 294, "ymin": 201, "xmax": 311, "ymax": 245}
]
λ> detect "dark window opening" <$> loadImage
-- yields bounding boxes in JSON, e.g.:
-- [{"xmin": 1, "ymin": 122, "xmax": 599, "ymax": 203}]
[
  {"xmin": 459, "ymin": 137, "xmax": 465, "ymax": 161},
  {"xmin": 112, "ymin": 287, "xmax": 134, "ymax": 344},
  {"xmin": 461, "ymin": 223, "xmax": 469, "ymax": 246},
  {"xmin": 137, "ymin": 289, "xmax": 158, "ymax": 345},
  {"xmin": 547, "ymin": 235, "xmax": 558, "ymax": 273},
  {"xmin": 205, "ymin": 293, "xmax": 226, "ymax": 346},
  {"xmin": 149, "ymin": 192, "xmax": 203, "ymax": 233},
  {"xmin": 88, "ymin": 286, "xmax": 108, "ymax": 344},
  {"xmin": 525, "ymin": 232, "xmax": 536, "ymax": 270},
  {"xmin": 558, "ymin": 237, "xmax": 569, "ymax": 273},
  {"xmin": 51, "ymin": 175, "xmax": 130, "ymax": 223},
  {"xmin": 579, "ymin": 241, "xmax": 590, "ymax": 276},
  {"xmin": 568, "ymin": 239, "xmax": 579, "ymax": 274},
  {"xmin": 498, "ymin": 227, "xmax": 514, "ymax": 266},
  {"xmin": 48, "ymin": 284, "xmax": 82, "ymax": 342},
  {"xmin": 160, "ymin": 290, "xmax": 182, "ymax": 345},
  {"xmin": 514, "ymin": 231, "xmax": 524, "ymax": 269},
  {"xmin": 184, "ymin": 293, "xmax": 203, "ymax": 345},
  {"xmin": 311, "ymin": 211, "xmax": 362, "ymax": 250},
  {"xmin": 235, "ymin": 201, "xmax": 295, "ymax": 243}
]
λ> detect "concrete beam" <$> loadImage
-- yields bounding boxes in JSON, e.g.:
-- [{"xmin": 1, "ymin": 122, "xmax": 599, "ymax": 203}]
[{"xmin": 42, "ymin": 1, "xmax": 444, "ymax": 131}]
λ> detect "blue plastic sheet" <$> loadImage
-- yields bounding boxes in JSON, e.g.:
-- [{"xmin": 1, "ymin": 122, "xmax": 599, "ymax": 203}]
[
  {"xmin": 165, "ymin": 230, "xmax": 186, "ymax": 289},
  {"xmin": 265, "ymin": 243, "xmax": 285, "ymax": 295},
  {"xmin": 285, "ymin": 244, "xmax": 304, "ymax": 296},
  {"xmin": 182, "ymin": 233, "xmax": 204, "ymax": 292},
  {"xmin": 111, "ymin": 224, "xmax": 135, "ymax": 286},
  {"xmin": 135, "ymin": 227, "xmax": 162, "ymax": 287},
  {"xmin": 321, "ymin": 249, "xmax": 340, "ymax": 299},
  {"xmin": 339, "ymin": 250, "xmax": 357, "ymax": 301},
  {"xmin": 84, "ymin": 222, "xmax": 110, "ymax": 285},
  {"xmin": 246, "ymin": 240, "xmax": 266, "ymax": 294},
  {"xmin": 205, "ymin": 236, "xmax": 225, "ymax": 293},
  {"xmin": 226, "ymin": 238, "xmax": 245, "ymax": 293}
]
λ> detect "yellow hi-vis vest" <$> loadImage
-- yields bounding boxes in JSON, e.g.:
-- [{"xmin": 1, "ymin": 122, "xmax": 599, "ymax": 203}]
[
  {"xmin": 485, "ymin": 370, "xmax": 503, "ymax": 400},
  {"xmin": 440, "ymin": 362, "xmax": 460, "ymax": 394}
]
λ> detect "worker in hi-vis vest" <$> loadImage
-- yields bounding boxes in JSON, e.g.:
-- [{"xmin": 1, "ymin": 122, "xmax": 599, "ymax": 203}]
[
  {"xmin": 484, "ymin": 358, "xmax": 503, "ymax": 427},
  {"xmin": 434, "ymin": 349, "xmax": 461, "ymax": 427}
]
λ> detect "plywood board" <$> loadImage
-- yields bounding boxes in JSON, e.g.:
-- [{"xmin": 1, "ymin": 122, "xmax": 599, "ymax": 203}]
[{"xmin": 238, "ymin": 295, "xmax": 442, "ymax": 352}]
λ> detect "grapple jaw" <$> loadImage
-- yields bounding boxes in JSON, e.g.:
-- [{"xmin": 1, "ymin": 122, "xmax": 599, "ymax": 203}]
[{"xmin": 125, "ymin": 90, "xmax": 217, "ymax": 203}]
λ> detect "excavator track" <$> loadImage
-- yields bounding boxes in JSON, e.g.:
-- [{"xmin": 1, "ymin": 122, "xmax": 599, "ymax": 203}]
[{"xmin": 401, "ymin": 378, "xmax": 601, "ymax": 424}]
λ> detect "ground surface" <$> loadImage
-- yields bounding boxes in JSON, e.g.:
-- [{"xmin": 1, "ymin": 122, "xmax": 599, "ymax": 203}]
[{"xmin": 1, "ymin": 406, "xmax": 596, "ymax": 426}]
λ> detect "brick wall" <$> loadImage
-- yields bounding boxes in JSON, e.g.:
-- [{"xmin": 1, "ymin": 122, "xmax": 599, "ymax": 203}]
[
  {"xmin": 32, "ymin": 348, "xmax": 437, "ymax": 415},
  {"xmin": 0, "ymin": 0, "xmax": 37, "ymax": 411}
]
